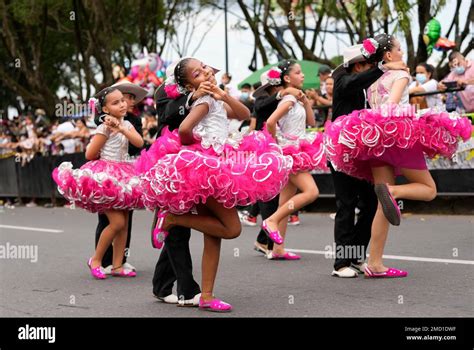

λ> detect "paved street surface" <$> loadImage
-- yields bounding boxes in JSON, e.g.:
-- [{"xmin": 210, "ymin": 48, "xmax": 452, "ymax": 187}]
[{"xmin": 1, "ymin": 207, "xmax": 473, "ymax": 317}]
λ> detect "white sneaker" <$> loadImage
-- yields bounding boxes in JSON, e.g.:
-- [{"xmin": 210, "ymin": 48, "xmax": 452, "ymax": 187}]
[
  {"xmin": 26, "ymin": 201, "xmax": 37, "ymax": 208},
  {"xmin": 240, "ymin": 214, "xmax": 257, "ymax": 226},
  {"xmin": 157, "ymin": 294, "xmax": 179, "ymax": 304},
  {"xmin": 331, "ymin": 267, "xmax": 358, "ymax": 278},
  {"xmin": 103, "ymin": 265, "xmax": 113, "ymax": 275},
  {"xmin": 329, "ymin": 213, "xmax": 336, "ymax": 220},
  {"xmin": 178, "ymin": 293, "xmax": 201, "ymax": 307},
  {"xmin": 122, "ymin": 262, "xmax": 136, "ymax": 272},
  {"xmin": 350, "ymin": 262, "xmax": 367, "ymax": 274},
  {"xmin": 254, "ymin": 242, "xmax": 268, "ymax": 255}
]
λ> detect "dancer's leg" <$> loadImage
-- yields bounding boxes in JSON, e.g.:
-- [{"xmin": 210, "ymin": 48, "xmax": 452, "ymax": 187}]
[
  {"xmin": 368, "ymin": 166, "xmax": 395, "ymax": 272},
  {"xmin": 164, "ymin": 198, "xmax": 241, "ymax": 239},
  {"xmin": 271, "ymin": 182, "xmax": 296, "ymax": 255},
  {"xmin": 390, "ymin": 168, "xmax": 436, "ymax": 201},
  {"xmin": 112, "ymin": 211, "xmax": 129, "ymax": 272},
  {"xmin": 266, "ymin": 172, "xmax": 319, "ymax": 233},
  {"xmin": 91, "ymin": 210, "xmax": 126, "ymax": 269}
]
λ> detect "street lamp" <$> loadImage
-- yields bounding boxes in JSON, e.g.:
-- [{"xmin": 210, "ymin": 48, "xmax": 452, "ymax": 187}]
[{"xmin": 224, "ymin": 0, "xmax": 229, "ymax": 73}]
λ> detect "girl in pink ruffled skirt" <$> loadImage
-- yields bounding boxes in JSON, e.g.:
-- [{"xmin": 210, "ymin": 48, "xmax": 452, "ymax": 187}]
[
  {"xmin": 53, "ymin": 87, "xmax": 144, "ymax": 279},
  {"xmin": 136, "ymin": 57, "xmax": 292, "ymax": 311},
  {"xmin": 263, "ymin": 60, "xmax": 327, "ymax": 260},
  {"xmin": 325, "ymin": 34, "xmax": 472, "ymax": 278}
]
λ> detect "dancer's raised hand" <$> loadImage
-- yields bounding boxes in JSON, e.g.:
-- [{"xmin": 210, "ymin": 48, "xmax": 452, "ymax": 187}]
[
  {"xmin": 282, "ymin": 87, "xmax": 305, "ymax": 102},
  {"xmin": 193, "ymin": 81, "xmax": 213, "ymax": 100},
  {"xmin": 209, "ymin": 83, "xmax": 228, "ymax": 101},
  {"xmin": 384, "ymin": 61, "xmax": 409, "ymax": 72}
]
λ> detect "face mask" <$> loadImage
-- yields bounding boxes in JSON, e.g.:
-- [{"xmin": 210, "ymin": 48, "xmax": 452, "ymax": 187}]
[
  {"xmin": 416, "ymin": 73, "xmax": 427, "ymax": 84},
  {"xmin": 240, "ymin": 92, "xmax": 249, "ymax": 100},
  {"xmin": 454, "ymin": 66, "xmax": 465, "ymax": 75}
]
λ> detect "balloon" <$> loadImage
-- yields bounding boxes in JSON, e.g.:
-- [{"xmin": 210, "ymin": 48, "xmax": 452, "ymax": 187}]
[
  {"xmin": 126, "ymin": 48, "xmax": 165, "ymax": 95},
  {"xmin": 434, "ymin": 37, "xmax": 456, "ymax": 52},
  {"xmin": 423, "ymin": 18, "xmax": 441, "ymax": 56},
  {"xmin": 130, "ymin": 66, "xmax": 140, "ymax": 80}
]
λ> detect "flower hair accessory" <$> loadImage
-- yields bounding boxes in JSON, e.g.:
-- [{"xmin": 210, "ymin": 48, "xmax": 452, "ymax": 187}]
[
  {"xmin": 164, "ymin": 76, "xmax": 187, "ymax": 99},
  {"xmin": 164, "ymin": 84, "xmax": 182, "ymax": 99},
  {"xmin": 361, "ymin": 38, "xmax": 379, "ymax": 58},
  {"xmin": 267, "ymin": 67, "xmax": 282, "ymax": 85},
  {"xmin": 164, "ymin": 57, "xmax": 190, "ymax": 99},
  {"xmin": 88, "ymin": 97, "xmax": 99, "ymax": 115}
]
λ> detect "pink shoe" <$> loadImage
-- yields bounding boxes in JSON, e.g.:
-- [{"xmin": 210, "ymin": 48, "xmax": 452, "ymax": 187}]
[
  {"xmin": 199, "ymin": 297, "xmax": 232, "ymax": 313},
  {"xmin": 374, "ymin": 183, "xmax": 401, "ymax": 226},
  {"xmin": 364, "ymin": 265, "xmax": 408, "ymax": 278},
  {"xmin": 267, "ymin": 251, "xmax": 301, "ymax": 260},
  {"xmin": 261, "ymin": 220, "xmax": 284, "ymax": 245},
  {"xmin": 151, "ymin": 210, "xmax": 170, "ymax": 249},
  {"xmin": 111, "ymin": 267, "xmax": 136, "ymax": 278},
  {"xmin": 87, "ymin": 258, "xmax": 107, "ymax": 280}
]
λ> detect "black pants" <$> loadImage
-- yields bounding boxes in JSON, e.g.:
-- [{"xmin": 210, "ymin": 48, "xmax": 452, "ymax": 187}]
[
  {"xmin": 95, "ymin": 211, "xmax": 133, "ymax": 267},
  {"xmin": 152, "ymin": 225, "xmax": 201, "ymax": 300},
  {"xmin": 330, "ymin": 163, "xmax": 377, "ymax": 271},
  {"xmin": 248, "ymin": 203, "xmax": 260, "ymax": 217},
  {"xmin": 255, "ymin": 195, "xmax": 280, "ymax": 251}
]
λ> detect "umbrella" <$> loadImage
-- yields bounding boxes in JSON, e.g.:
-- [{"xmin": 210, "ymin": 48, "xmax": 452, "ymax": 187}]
[{"xmin": 238, "ymin": 60, "xmax": 323, "ymax": 90}]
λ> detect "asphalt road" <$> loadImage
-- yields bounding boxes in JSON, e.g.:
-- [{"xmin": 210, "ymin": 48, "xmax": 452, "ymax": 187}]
[{"xmin": 0, "ymin": 207, "xmax": 473, "ymax": 317}]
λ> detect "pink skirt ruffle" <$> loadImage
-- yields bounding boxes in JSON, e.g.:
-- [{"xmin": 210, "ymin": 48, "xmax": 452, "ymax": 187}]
[
  {"xmin": 52, "ymin": 160, "xmax": 143, "ymax": 213},
  {"xmin": 324, "ymin": 109, "xmax": 472, "ymax": 182},
  {"xmin": 135, "ymin": 128, "xmax": 292, "ymax": 214},
  {"xmin": 280, "ymin": 132, "xmax": 328, "ymax": 173}
]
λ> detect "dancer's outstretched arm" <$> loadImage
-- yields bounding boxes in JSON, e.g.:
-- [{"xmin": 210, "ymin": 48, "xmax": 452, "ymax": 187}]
[
  {"xmin": 85, "ymin": 133, "xmax": 108, "ymax": 160},
  {"xmin": 302, "ymin": 94, "xmax": 316, "ymax": 127},
  {"xmin": 209, "ymin": 84, "xmax": 250, "ymax": 121},
  {"xmin": 178, "ymin": 103, "xmax": 209, "ymax": 145}
]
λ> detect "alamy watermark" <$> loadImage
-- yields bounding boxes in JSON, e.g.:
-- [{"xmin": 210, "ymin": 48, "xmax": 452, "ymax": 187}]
[
  {"xmin": 324, "ymin": 243, "xmax": 366, "ymax": 260},
  {"xmin": 0, "ymin": 242, "xmax": 38, "ymax": 263},
  {"xmin": 18, "ymin": 324, "xmax": 55, "ymax": 343}
]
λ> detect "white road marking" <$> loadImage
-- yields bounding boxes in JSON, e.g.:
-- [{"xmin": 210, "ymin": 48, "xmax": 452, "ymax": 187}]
[
  {"xmin": 0, "ymin": 225, "xmax": 63, "ymax": 233},
  {"xmin": 286, "ymin": 249, "xmax": 474, "ymax": 265}
]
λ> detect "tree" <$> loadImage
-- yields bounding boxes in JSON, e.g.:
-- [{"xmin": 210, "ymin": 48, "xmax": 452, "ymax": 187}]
[
  {"xmin": 0, "ymin": 0, "xmax": 204, "ymax": 117},
  {"xmin": 234, "ymin": 0, "xmax": 472, "ymax": 74}
]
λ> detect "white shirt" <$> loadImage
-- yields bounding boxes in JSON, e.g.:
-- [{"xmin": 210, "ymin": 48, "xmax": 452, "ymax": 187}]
[
  {"xmin": 192, "ymin": 95, "xmax": 230, "ymax": 154},
  {"xmin": 55, "ymin": 121, "xmax": 76, "ymax": 154},
  {"xmin": 409, "ymin": 79, "xmax": 442, "ymax": 109},
  {"xmin": 277, "ymin": 95, "xmax": 307, "ymax": 139},
  {"xmin": 94, "ymin": 120, "xmax": 132, "ymax": 162}
]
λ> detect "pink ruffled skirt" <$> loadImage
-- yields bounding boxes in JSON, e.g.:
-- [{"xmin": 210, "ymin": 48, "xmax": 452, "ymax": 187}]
[
  {"xmin": 279, "ymin": 131, "xmax": 328, "ymax": 173},
  {"xmin": 135, "ymin": 128, "xmax": 292, "ymax": 214},
  {"xmin": 52, "ymin": 160, "xmax": 143, "ymax": 213},
  {"xmin": 324, "ymin": 109, "xmax": 472, "ymax": 182}
]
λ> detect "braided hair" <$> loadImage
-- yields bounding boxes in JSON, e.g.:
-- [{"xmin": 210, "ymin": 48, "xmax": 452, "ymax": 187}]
[
  {"xmin": 277, "ymin": 59, "xmax": 297, "ymax": 87},
  {"xmin": 174, "ymin": 58, "xmax": 193, "ymax": 91}
]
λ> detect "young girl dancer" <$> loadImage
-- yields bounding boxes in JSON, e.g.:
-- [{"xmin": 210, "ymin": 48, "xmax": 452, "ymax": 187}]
[
  {"xmin": 135, "ymin": 57, "xmax": 292, "ymax": 311},
  {"xmin": 264, "ymin": 60, "xmax": 327, "ymax": 260},
  {"xmin": 53, "ymin": 87, "xmax": 144, "ymax": 279},
  {"xmin": 325, "ymin": 35, "xmax": 472, "ymax": 278}
]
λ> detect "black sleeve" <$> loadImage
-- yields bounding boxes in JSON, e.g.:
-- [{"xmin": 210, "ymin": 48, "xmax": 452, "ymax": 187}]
[
  {"xmin": 94, "ymin": 113, "xmax": 104, "ymax": 126},
  {"xmin": 127, "ymin": 114, "xmax": 142, "ymax": 137},
  {"xmin": 155, "ymin": 84, "xmax": 191, "ymax": 135},
  {"xmin": 162, "ymin": 94, "xmax": 188, "ymax": 122},
  {"xmin": 338, "ymin": 66, "xmax": 384, "ymax": 94},
  {"xmin": 125, "ymin": 114, "xmax": 143, "ymax": 157},
  {"xmin": 254, "ymin": 94, "xmax": 279, "ymax": 115}
]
